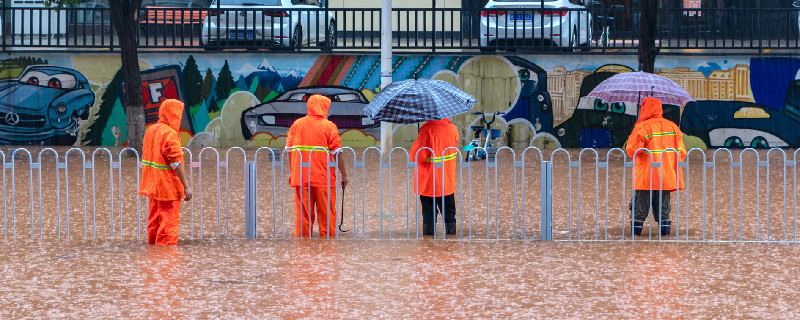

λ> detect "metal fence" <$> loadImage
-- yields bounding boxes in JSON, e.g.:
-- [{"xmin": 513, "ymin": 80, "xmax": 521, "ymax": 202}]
[
  {"xmin": 0, "ymin": 146, "xmax": 799, "ymax": 242},
  {"xmin": 2, "ymin": 5, "xmax": 800, "ymax": 53}
]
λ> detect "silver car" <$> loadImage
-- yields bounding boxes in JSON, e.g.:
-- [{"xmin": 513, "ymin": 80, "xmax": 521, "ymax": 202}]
[
  {"xmin": 241, "ymin": 86, "xmax": 379, "ymax": 139},
  {"xmin": 201, "ymin": 0, "xmax": 336, "ymax": 49},
  {"xmin": 480, "ymin": 0, "xmax": 592, "ymax": 49}
]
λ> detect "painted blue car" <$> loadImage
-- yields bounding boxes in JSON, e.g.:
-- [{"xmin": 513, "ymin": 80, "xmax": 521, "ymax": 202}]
[{"xmin": 0, "ymin": 65, "xmax": 94, "ymax": 145}]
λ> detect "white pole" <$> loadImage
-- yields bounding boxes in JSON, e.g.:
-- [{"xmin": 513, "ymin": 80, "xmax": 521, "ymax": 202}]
[{"xmin": 380, "ymin": 0, "xmax": 392, "ymax": 153}]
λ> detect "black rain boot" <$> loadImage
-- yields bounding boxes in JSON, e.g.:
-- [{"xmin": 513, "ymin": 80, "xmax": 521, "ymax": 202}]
[
  {"xmin": 423, "ymin": 224, "xmax": 434, "ymax": 236},
  {"xmin": 660, "ymin": 220, "xmax": 672, "ymax": 236},
  {"xmin": 446, "ymin": 223, "xmax": 456, "ymax": 235},
  {"xmin": 632, "ymin": 221, "xmax": 644, "ymax": 236}
]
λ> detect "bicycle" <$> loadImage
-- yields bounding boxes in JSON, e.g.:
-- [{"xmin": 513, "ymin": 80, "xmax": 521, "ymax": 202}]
[{"xmin": 463, "ymin": 111, "xmax": 505, "ymax": 162}]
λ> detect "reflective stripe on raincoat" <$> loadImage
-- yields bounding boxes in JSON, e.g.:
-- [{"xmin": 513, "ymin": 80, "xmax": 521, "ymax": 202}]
[
  {"xmin": 625, "ymin": 97, "xmax": 687, "ymax": 191},
  {"xmin": 286, "ymin": 94, "xmax": 342, "ymax": 188},
  {"xmin": 139, "ymin": 99, "xmax": 186, "ymax": 201},
  {"xmin": 410, "ymin": 119, "xmax": 460, "ymax": 197}
]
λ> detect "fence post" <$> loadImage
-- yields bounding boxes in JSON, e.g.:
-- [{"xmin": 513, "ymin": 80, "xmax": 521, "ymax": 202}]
[
  {"xmin": 541, "ymin": 160, "xmax": 553, "ymax": 241},
  {"xmin": 244, "ymin": 160, "xmax": 257, "ymax": 239}
]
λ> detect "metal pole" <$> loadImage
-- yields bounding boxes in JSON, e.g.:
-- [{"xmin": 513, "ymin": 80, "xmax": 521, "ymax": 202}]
[
  {"xmin": 244, "ymin": 161, "xmax": 256, "ymax": 239},
  {"xmin": 380, "ymin": 0, "xmax": 392, "ymax": 153},
  {"xmin": 541, "ymin": 161, "xmax": 553, "ymax": 241}
]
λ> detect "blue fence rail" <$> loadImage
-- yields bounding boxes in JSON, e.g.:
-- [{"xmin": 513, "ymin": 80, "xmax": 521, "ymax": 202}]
[{"xmin": 0, "ymin": 146, "xmax": 798, "ymax": 242}]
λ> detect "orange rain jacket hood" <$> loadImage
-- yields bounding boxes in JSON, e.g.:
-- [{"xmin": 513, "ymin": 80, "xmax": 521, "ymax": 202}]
[
  {"xmin": 286, "ymin": 94, "xmax": 342, "ymax": 187},
  {"xmin": 625, "ymin": 97, "xmax": 687, "ymax": 191},
  {"xmin": 410, "ymin": 119, "xmax": 460, "ymax": 197},
  {"xmin": 139, "ymin": 99, "xmax": 186, "ymax": 200}
]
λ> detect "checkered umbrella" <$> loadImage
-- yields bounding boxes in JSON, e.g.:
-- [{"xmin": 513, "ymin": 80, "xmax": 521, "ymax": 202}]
[
  {"xmin": 587, "ymin": 71, "xmax": 695, "ymax": 106},
  {"xmin": 362, "ymin": 79, "xmax": 477, "ymax": 124}
]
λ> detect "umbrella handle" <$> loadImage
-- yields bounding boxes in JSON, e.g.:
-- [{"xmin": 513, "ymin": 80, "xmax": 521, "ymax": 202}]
[{"xmin": 339, "ymin": 185, "xmax": 348, "ymax": 233}]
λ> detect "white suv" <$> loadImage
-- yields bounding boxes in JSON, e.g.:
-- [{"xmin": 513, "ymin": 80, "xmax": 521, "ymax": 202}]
[
  {"xmin": 201, "ymin": 0, "xmax": 336, "ymax": 50},
  {"xmin": 479, "ymin": 0, "xmax": 592, "ymax": 49}
]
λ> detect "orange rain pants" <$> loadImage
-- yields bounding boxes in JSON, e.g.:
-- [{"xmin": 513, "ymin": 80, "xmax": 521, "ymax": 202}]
[
  {"xmin": 294, "ymin": 186, "xmax": 337, "ymax": 238},
  {"xmin": 147, "ymin": 199, "xmax": 181, "ymax": 245}
]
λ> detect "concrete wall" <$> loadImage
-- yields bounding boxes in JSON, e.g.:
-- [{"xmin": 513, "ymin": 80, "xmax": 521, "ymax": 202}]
[{"xmin": 1, "ymin": 51, "xmax": 796, "ymax": 150}]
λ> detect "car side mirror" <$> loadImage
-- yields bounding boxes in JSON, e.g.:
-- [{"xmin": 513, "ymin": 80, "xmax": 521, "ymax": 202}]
[{"xmin": 569, "ymin": 0, "xmax": 585, "ymax": 6}]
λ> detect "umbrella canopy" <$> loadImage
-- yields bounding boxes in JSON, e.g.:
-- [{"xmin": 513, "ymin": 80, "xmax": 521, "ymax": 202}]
[
  {"xmin": 362, "ymin": 79, "xmax": 477, "ymax": 124},
  {"xmin": 587, "ymin": 71, "xmax": 695, "ymax": 106}
]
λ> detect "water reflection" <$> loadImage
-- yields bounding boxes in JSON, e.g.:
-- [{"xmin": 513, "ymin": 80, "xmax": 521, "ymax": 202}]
[
  {"xmin": 285, "ymin": 240, "xmax": 340, "ymax": 318},
  {"xmin": 2, "ymin": 240, "xmax": 800, "ymax": 318},
  {"xmin": 139, "ymin": 246, "xmax": 185, "ymax": 318}
]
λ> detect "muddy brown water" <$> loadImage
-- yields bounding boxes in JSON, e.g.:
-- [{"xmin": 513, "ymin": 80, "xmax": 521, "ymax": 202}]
[
  {"xmin": 2, "ymin": 240, "xmax": 800, "ymax": 318},
  {"xmin": 1, "ymin": 147, "xmax": 799, "ymax": 317}
]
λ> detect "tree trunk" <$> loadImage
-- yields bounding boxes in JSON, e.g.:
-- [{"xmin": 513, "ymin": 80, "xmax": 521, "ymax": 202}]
[
  {"xmin": 637, "ymin": 0, "xmax": 658, "ymax": 73},
  {"xmin": 110, "ymin": 0, "xmax": 145, "ymax": 150}
]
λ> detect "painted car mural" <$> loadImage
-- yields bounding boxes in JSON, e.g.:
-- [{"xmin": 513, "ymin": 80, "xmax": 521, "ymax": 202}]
[
  {"xmin": 241, "ymin": 86, "xmax": 379, "ymax": 140},
  {"xmin": 504, "ymin": 56, "xmax": 553, "ymax": 134},
  {"xmin": 0, "ymin": 65, "xmax": 93, "ymax": 145},
  {"xmin": 681, "ymin": 101, "xmax": 799, "ymax": 149},
  {"xmin": 554, "ymin": 67, "xmax": 680, "ymax": 148}
]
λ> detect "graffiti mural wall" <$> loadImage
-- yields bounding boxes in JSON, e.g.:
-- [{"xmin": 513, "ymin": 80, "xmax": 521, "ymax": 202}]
[{"xmin": 0, "ymin": 52, "xmax": 798, "ymax": 149}]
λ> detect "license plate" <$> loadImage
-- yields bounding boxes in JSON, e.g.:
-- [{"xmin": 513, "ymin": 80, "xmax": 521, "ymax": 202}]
[
  {"xmin": 229, "ymin": 30, "xmax": 254, "ymax": 38},
  {"xmin": 512, "ymin": 13, "xmax": 533, "ymax": 20}
]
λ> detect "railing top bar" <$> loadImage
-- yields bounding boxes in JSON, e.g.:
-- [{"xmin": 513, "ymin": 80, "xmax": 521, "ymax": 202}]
[
  {"xmin": 521, "ymin": 146, "xmax": 543, "ymax": 162},
  {"xmin": 224, "ymin": 146, "xmax": 247, "ymax": 162}
]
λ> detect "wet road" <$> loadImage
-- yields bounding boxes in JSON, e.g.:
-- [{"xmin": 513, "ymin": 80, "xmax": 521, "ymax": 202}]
[{"xmin": 1, "ymin": 239, "xmax": 799, "ymax": 318}]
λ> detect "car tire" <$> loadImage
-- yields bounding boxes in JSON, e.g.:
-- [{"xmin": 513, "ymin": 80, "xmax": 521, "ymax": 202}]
[
  {"xmin": 321, "ymin": 20, "xmax": 336, "ymax": 51},
  {"xmin": 291, "ymin": 25, "xmax": 303, "ymax": 51}
]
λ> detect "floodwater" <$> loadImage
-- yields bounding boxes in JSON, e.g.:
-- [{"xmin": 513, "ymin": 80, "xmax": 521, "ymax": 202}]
[
  {"xmin": 2, "ymin": 239, "xmax": 800, "ymax": 318},
  {"xmin": 1, "ymin": 147, "xmax": 799, "ymax": 317}
]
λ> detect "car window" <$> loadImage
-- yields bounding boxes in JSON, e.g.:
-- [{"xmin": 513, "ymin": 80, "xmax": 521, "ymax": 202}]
[
  {"xmin": 285, "ymin": 92, "xmax": 305, "ymax": 101},
  {"xmin": 19, "ymin": 71, "xmax": 78, "ymax": 89},
  {"xmin": 332, "ymin": 93, "xmax": 361, "ymax": 102}
]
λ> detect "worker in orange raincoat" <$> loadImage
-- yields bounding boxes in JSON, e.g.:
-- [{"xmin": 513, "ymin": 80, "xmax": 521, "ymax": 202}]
[
  {"xmin": 286, "ymin": 94, "xmax": 350, "ymax": 238},
  {"xmin": 625, "ymin": 97, "xmax": 686, "ymax": 236},
  {"xmin": 138, "ymin": 99, "xmax": 192, "ymax": 245},
  {"xmin": 410, "ymin": 119, "xmax": 460, "ymax": 236}
]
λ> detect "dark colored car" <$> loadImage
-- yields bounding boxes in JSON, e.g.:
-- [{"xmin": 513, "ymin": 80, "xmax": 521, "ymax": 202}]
[
  {"xmin": 0, "ymin": 65, "xmax": 94, "ymax": 145},
  {"xmin": 241, "ymin": 86, "xmax": 379, "ymax": 140}
]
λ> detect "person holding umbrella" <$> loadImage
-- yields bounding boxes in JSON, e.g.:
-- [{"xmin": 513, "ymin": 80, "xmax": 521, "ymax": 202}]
[
  {"xmin": 286, "ymin": 94, "xmax": 350, "ymax": 238},
  {"xmin": 361, "ymin": 76, "xmax": 477, "ymax": 237},
  {"xmin": 625, "ymin": 97, "xmax": 686, "ymax": 236},
  {"xmin": 410, "ymin": 118, "xmax": 460, "ymax": 236}
]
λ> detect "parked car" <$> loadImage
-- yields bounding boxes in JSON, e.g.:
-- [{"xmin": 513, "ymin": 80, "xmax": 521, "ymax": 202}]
[
  {"xmin": 0, "ymin": 66, "xmax": 94, "ymax": 145},
  {"xmin": 241, "ymin": 86, "xmax": 378, "ymax": 140},
  {"xmin": 201, "ymin": 0, "xmax": 336, "ymax": 50},
  {"xmin": 479, "ymin": 0, "xmax": 593, "ymax": 50}
]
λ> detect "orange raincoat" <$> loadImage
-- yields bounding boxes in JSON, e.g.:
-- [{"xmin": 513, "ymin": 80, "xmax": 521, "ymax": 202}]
[
  {"xmin": 625, "ymin": 97, "xmax": 687, "ymax": 191},
  {"xmin": 286, "ymin": 94, "xmax": 342, "ymax": 187},
  {"xmin": 410, "ymin": 119, "xmax": 460, "ymax": 197},
  {"xmin": 286, "ymin": 94, "xmax": 343, "ymax": 237},
  {"xmin": 139, "ymin": 99, "xmax": 186, "ymax": 245}
]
